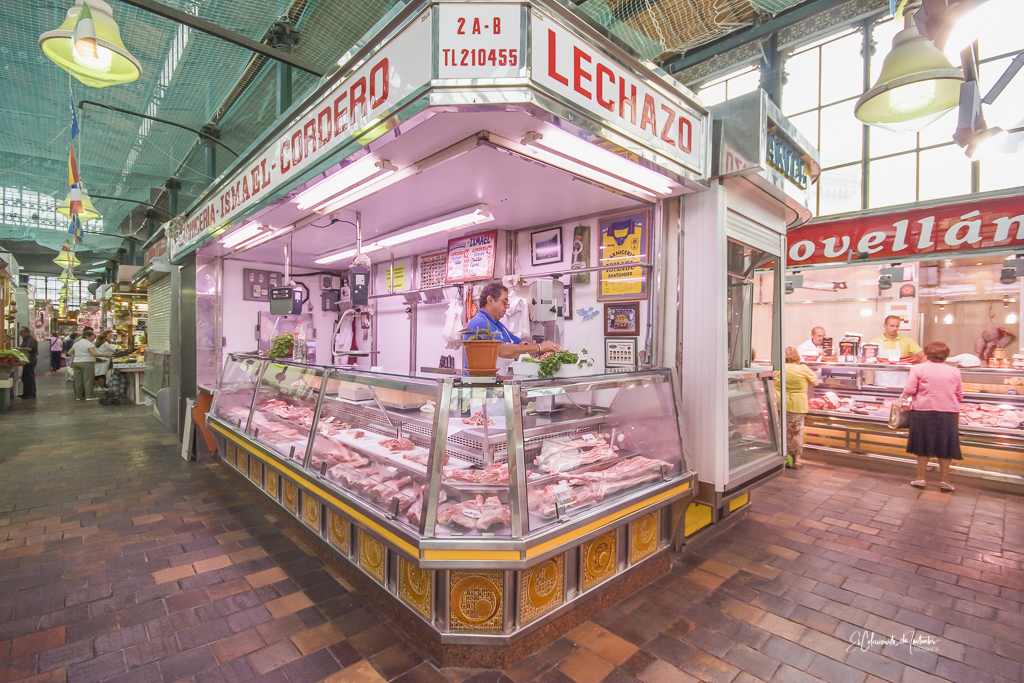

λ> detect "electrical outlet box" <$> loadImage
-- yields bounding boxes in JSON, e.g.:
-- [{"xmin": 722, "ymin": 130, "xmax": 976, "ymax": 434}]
[
  {"xmin": 320, "ymin": 275, "xmax": 341, "ymax": 290},
  {"xmin": 321, "ymin": 289, "xmax": 341, "ymax": 312}
]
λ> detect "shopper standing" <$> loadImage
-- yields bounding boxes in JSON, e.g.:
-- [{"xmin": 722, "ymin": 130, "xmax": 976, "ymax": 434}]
[
  {"xmin": 17, "ymin": 327, "xmax": 38, "ymax": 399},
  {"xmin": 904, "ymin": 341, "xmax": 963, "ymax": 491},
  {"xmin": 62, "ymin": 332, "xmax": 78, "ymax": 382},
  {"xmin": 70, "ymin": 330, "xmax": 111, "ymax": 401},
  {"xmin": 93, "ymin": 331, "xmax": 118, "ymax": 390},
  {"xmin": 775, "ymin": 346, "xmax": 820, "ymax": 469},
  {"xmin": 49, "ymin": 331, "xmax": 63, "ymax": 372}
]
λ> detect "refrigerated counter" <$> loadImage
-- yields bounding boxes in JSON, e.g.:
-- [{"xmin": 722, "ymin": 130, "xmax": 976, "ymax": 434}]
[
  {"xmin": 207, "ymin": 354, "xmax": 695, "ymax": 662},
  {"xmin": 803, "ymin": 362, "xmax": 1024, "ymax": 486}
]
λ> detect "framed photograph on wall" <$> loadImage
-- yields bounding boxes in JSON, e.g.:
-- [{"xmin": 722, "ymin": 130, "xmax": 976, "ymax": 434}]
[
  {"xmin": 598, "ymin": 210, "xmax": 648, "ymax": 301},
  {"xmin": 530, "ymin": 227, "xmax": 563, "ymax": 266},
  {"xmin": 604, "ymin": 302, "xmax": 639, "ymax": 336},
  {"xmin": 605, "ymin": 338, "xmax": 637, "ymax": 369}
]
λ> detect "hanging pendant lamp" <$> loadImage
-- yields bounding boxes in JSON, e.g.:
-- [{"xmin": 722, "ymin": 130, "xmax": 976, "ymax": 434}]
[
  {"xmin": 53, "ymin": 248, "xmax": 81, "ymax": 269},
  {"xmin": 57, "ymin": 186, "xmax": 101, "ymax": 222},
  {"xmin": 854, "ymin": 1, "xmax": 963, "ymax": 133},
  {"xmin": 39, "ymin": 0, "xmax": 142, "ymax": 88}
]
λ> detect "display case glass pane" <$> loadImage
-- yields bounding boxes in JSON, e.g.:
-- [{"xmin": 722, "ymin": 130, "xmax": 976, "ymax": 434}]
[
  {"xmin": 313, "ymin": 372, "xmax": 440, "ymax": 531},
  {"xmin": 210, "ymin": 356, "xmax": 264, "ymax": 429},
  {"xmin": 520, "ymin": 373, "xmax": 685, "ymax": 534},
  {"xmin": 429, "ymin": 383, "xmax": 512, "ymax": 539},
  {"xmin": 728, "ymin": 374, "xmax": 779, "ymax": 470},
  {"xmin": 247, "ymin": 363, "xmax": 322, "ymax": 462},
  {"xmin": 728, "ymin": 240, "xmax": 774, "ymax": 371}
]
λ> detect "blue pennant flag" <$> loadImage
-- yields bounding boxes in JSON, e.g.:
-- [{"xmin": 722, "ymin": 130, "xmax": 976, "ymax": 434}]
[
  {"xmin": 69, "ymin": 214, "xmax": 84, "ymax": 244},
  {"xmin": 69, "ymin": 90, "xmax": 80, "ymax": 140}
]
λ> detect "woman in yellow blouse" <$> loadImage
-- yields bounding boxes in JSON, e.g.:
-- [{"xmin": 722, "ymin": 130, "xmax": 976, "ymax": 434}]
[{"xmin": 776, "ymin": 346, "xmax": 820, "ymax": 469}]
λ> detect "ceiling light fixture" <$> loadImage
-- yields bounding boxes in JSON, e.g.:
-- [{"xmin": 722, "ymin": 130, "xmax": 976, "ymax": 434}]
[
  {"xmin": 294, "ymin": 158, "xmax": 397, "ymax": 210},
  {"xmin": 521, "ymin": 127, "xmax": 677, "ymax": 196},
  {"xmin": 57, "ymin": 187, "xmax": 101, "ymax": 222},
  {"xmin": 39, "ymin": 0, "xmax": 142, "ymax": 88},
  {"xmin": 314, "ymin": 205, "xmax": 494, "ymax": 265},
  {"xmin": 930, "ymin": 0, "xmax": 1021, "ymax": 63},
  {"xmin": 234, "ymin": 225, "xmax": 295, "ymax": 252},
  {"xmin": 854, "ymin": 1, "xmax": 963, "ymax": 133},
  {"xmin": 220, "ymin": 222, "xmax": 263, "ymax": 249}
]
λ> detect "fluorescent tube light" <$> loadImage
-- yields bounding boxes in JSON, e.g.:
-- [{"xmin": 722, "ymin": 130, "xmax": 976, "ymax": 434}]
[
  {"xmin": 235, "ymin": 225, "xmax": 295, "ymax": 252},
  {"xmin": 295, "ymin": 158, "xmax": 397, "ymax": 210},
  {"xmin": 313, "ymin": 206, "xmax": 492, "ymax": 265},
  {"xmin": 375, "ymin": 205, "xmax": 493, "ymax": 248},
  {"xmin": 522, "ymin": 128, "xmax": 676, "ymax": 196},
  {"xmin": 311, "ymin": 164, "xmax": 413, "ymax": 215},
  {"xmin": 315, "ymin": 244, "xmax": 382, "ymax": 266},
  {"xmin": 220, "ymin": 222, "xmax": 262, "ymax": 248}
]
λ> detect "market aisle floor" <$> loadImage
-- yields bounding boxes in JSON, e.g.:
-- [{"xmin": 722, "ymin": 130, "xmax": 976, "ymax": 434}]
[{"xmin": 2, "ymin": 372, "xmax": 1023, "ymax": 683}]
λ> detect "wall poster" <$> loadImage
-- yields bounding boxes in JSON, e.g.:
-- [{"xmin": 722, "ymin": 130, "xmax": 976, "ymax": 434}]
[
  {"xmin": 446, "ymin": 230, "xmax": 498, "ymax": 283},
  {"xmin": 598, "ymin": 211, "xmax": 648, "ymax": 301}
]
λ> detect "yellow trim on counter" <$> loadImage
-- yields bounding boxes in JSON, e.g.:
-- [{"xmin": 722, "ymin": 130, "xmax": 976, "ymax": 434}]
[
  {"xmin": 524, "ymin": 482, "xmax": 691, "ymax": 559},
  {"xmin": 210, "ymin": 422, "xmax": 419, "ymax": 556},
  {"xmin": 422, "ymin": 549, "xmax": 522, "ymax": 561},
  {"xmin": 728, "ymin": 493, "xmax": 749, "ymax": 512},
  {"xmin": 684, "ymin": 501, "xmax": 713, "ymax": 537}
]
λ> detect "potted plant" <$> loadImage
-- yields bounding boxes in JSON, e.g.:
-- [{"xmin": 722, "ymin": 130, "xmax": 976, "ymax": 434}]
[
  {"xmin": 460, "ymin": 325, "xmax": 502, "ymax": 376},
  {"xmin": 268, "ymin": 333, "xmax": 294, "ymax": 360}
]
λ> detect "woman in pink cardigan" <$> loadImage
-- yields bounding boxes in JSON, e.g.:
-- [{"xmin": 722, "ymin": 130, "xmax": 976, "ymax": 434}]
[{"xmin": 902, "ymin": 341, "xmax": 963, "ymax": 491}]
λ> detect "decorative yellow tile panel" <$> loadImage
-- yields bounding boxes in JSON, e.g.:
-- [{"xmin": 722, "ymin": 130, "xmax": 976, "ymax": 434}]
[
  {"xmin": 227, "ymin": 444, "xmax": 237, "ymax": 468},
  {"xmin": 249, "ymin": 458, "xmax": 262, "ymax": 485},
  {"xmin": 264, "ymin": 470, "xmax": 278, "ymax": 500},
  {"xmin": 327, "ymin": 510, "xmax": 349, "ymax": 554},
  {"xmin": 398, "ymin": 556, "xmax": 433, "ymax": 620},
  {"xmin": 282, "ymin": 480, "xmax": 298, "ymax": 514},
  {"xmin": 302, "ymin": 492, "xmax": 321, "ymax": 531},
  {"xmin": 359, "ymin": 532, "xmax": 387, "ymax": 585},
  {"xmin": 629, "ymin": 512, "xmax": 659, "ymax": 565},
  {"xmin": 581, "ymin": 530, "xmax": 617, "ymax": 592},
  {"xmin": 519, "ymin": 555, "xmax": 564, "ymax": 625},
  {"xmin": 449, "ymin": 570, "xmax": 503, "ymax": 632}
]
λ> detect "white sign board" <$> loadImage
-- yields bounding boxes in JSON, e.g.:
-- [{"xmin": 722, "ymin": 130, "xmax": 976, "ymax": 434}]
[
  {"xmin": 170, "ymin": 13, "xmax": 433, "ymax": 257},
  {"xmin": 531, "ymin": 11, "xmax": 704, "ymax": 175},
  {"xmin": 884, "ymin": 302, "xmax": 913, "ymax": 332},
  {"xmin": 438, "ymin": 3, "xmax": 522, "ymax": 79}
]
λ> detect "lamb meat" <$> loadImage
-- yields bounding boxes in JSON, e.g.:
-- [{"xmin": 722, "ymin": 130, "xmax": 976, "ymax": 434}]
[
  {"xmin": 435, "ymin": 494, "xmax": 511, "ymax": 531},
  {"xmin": 588, "ymin": 470, "xmax": 663, "ymax": 500},
  {"xmin": 536, "ymin": 444, "xmax": 619, "ymax": 474},
  {"xmin": 403, "ymin": 451, "xmax": 450, "ymax": 466},
  {"xmin": 536, "ymin": 486, "xmax": 599, "ymax": 518},
  {"xmin": 568, "ymin": 456, "xmax": 665, "ymax": 484},
  {"xmin": 443, "ymin": 462, "xmax": 509, "ymax": 484},
  {"xmin": 379, "ymin": 437, "xmax": 416, "ymax": 451},
  {"xmin": 462, "ymin": 411, "xmax": 495, "ymax": 427}
]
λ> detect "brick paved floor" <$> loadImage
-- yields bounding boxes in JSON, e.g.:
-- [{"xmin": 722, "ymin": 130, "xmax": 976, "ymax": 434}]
[{"xmin": 2, "ymin": 371, "xmax": 1023, "ymax": 683}]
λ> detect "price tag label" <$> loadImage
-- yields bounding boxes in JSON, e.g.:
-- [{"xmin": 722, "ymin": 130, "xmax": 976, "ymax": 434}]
[
  {"xmin": 580, "ymin": 433, "xmax": 598, "ymax": 445},
  {"xmin": 438, "ymin": 4, "xmax": 521, "ymax": 79}
]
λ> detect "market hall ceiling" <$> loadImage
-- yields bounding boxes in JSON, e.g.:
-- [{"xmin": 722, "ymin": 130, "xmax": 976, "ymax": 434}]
[{"xmin": 2, "ymin": 0, "xmax": 821, "ymax": 275}]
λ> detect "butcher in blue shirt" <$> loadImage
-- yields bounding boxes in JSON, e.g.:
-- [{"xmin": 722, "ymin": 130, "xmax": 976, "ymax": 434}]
[{"xmin": 464, "ymin": 281, "xmax": 561, "ymax": 359}]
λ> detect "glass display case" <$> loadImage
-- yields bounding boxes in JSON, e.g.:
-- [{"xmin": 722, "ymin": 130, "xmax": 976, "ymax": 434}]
[
  {"xmin": 802, "ymin": 362, "xmax": 1024, "ymax": 482},
  {"xmin": 207, "ymin": 355, "xmax": 696, "ymax": 646},
  {"xmin": 727, "ymin": 371, "xmax": 780, "ymax": 470},
  {"xmin": 211, "ymin": 356, "xmax": 691, "ymax": 542},
  {"xmin": 208, "ymin": 355, "xmax": 265, "ymax": 429}
]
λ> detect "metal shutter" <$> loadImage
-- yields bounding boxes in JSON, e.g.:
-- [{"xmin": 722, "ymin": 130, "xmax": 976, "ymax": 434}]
[{"xmin": 147, "ymin": 275, "xmax": 172, "ymax": 352}]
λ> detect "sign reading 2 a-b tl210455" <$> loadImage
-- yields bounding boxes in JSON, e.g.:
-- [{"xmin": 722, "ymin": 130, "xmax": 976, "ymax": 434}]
[{"xmin": 438, "ymin": 4, "xmax": 522, "ymax": 79}]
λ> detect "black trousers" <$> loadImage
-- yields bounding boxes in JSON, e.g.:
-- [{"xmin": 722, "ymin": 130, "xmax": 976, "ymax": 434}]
[
  {"xmin": 21, "ymin": 358, "xmax": 37, "ymax": 398},
  {"xmin": 51, "ymin": 350, "xmax": 62, "ymax": 372}
]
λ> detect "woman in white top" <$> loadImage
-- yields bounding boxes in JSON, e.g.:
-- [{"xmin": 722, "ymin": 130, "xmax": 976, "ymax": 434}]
[{"xmin": 93, "ymin": 331, "xmax": 118, "ymax": 389}]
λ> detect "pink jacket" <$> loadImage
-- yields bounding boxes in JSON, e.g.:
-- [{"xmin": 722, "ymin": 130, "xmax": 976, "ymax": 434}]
[{"xmin": 903, "ymin": 361, "xmax": 963, "ymax": 413}]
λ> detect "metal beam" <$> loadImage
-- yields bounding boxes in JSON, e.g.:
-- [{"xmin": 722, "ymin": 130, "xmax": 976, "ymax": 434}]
[
  {"xmin": 114, "ymin": 0, "xmax": 326, "ymax": 77},
  {"xmin": 661, "ymin": 0, "xmax": 850, "ymax": 74},
  {"xmin": 78, "ymin": 101, "xmax": 240, "ymax": 156}
]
